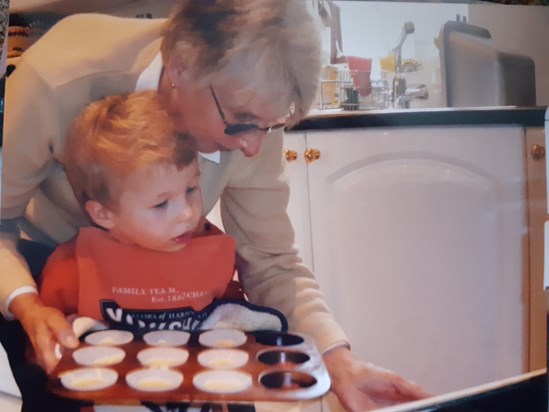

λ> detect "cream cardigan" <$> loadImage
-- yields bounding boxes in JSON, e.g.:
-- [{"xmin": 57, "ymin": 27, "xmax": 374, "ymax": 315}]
[{"xmin": 1, "ymin": 13, "xmax": 348, "ymax": 353}]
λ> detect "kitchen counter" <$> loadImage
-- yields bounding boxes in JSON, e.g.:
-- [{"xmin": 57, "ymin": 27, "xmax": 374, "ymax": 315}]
[{"xmin": 290, "ymin": 106, "xmax": 547, "ymax": 131}]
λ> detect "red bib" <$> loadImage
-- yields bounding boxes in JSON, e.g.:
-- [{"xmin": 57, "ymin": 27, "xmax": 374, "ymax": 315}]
[{"xmin": 75, "ymin": 227, "xmax": 236, "ymax": 320}]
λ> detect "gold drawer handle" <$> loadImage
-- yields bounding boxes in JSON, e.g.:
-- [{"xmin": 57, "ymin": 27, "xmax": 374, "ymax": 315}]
[
  {"xmin": 304, "ymin": 148, "xmax": 320, "ymax": 163},
  {"xmin": 284, "ymin": 149, "xmax": 298, "ymax": 162}
]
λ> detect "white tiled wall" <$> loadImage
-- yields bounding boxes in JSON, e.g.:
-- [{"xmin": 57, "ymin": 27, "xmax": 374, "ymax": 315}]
[
  {"xmin": 469, "ymin": 4, "xmax": 549, "ymax": 106},
  {"xmin": 335, "ymin": 1, "xmax": 467, "ymax": 64}
]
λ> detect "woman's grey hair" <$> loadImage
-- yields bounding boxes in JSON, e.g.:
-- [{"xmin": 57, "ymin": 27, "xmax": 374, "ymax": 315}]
[{"xmin": 161, "ymin": 0, "xmax": 322, "ymax": 125}]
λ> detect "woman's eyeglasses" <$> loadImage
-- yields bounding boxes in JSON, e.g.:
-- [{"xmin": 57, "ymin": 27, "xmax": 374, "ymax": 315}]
[{"xmin": 209, "ymin": 85, "xmax": 286, "ymax": 136}]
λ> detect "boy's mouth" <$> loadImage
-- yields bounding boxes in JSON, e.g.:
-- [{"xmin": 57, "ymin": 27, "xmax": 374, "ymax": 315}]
[{"xmin": 173, "ymin": 232, "xmax": 192, "ymax": 244}]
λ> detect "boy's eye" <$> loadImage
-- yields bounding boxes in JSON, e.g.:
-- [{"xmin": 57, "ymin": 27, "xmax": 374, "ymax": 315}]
[
  {"xmin": 186, "ymin": 186, "xmax": 198, "ymax": 195},
  {"xmin": 153, "ymin": 200, "xmax": 168, "ymax": 209}
]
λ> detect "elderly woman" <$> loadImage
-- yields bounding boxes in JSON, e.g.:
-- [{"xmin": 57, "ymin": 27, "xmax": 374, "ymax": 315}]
[{"xmin": 1, "ymin": 1, "xmax": 429, "ymax": 411}]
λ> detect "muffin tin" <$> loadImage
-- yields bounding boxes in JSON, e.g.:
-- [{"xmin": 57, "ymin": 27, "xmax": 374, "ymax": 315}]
[{"xmin": 48, "ymin": 329, "xmax": 331, "ymax": 404}]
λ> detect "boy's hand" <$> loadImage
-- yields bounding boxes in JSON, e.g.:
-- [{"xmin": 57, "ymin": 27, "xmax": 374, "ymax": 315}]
[
  {"xmin": 323, "ymin": 346, "xmax": 432, "ymax": 411},
  {"xmin": 10, "ymin": 293, "xmax": 78, "ymax": 373}
]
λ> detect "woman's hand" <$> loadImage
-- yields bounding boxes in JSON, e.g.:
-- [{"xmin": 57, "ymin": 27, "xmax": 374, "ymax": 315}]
[
  {"xmin": 323, "ymin": 346, "xmax": 432, "ymax": 411},
  {"xmin": 10, "ymin": 293, "xmax": 78, "ymax": 373}
]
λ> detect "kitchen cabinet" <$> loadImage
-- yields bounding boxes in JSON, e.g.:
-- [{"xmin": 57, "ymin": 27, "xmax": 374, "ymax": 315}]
[{"xmin": 283, "ymin": 126, "xmax": 546, "ymax": 397}]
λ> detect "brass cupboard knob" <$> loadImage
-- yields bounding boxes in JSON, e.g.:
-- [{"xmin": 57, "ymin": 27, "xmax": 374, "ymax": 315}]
[
  {"xmin": 530, "ymin": 144, "xmax": 545, "ymax": 160},
  {"xmin": 304, "ymin": 148, "xmax": 320, "ymax": 163},
  {"xmin": 284, "ymin": 149, "xmax": 298, "ymax": 162}
]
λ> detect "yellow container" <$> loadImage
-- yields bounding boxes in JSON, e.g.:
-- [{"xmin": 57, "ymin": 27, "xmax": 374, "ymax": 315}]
[
  {"xmin": 319, "ymin": 65, "xmax": 340, "ymax": 109},
  {"xmin": 380, "ymin": 54, "xmax": 395, "ymax": 73}
]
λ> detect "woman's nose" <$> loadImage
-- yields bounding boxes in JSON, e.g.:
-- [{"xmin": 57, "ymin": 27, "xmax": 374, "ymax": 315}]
[{"xmin": 238, "ymin": 133, "xmax": 263, "ymax": 157}]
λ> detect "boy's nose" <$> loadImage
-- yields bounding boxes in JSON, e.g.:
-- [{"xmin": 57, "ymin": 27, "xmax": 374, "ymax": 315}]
[{"xmin": 176, "ymin": 202, "xmax": 194, "ymax": 222}]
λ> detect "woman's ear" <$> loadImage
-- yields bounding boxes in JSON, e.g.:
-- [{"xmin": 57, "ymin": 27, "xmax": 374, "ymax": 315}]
[
  {"xmin": 85, "ymin": 200, "xmax": 116, "ymax": 230},
  {"xmin": 165, "ymin": 55, "xmax": 190, "ymax": 88}
]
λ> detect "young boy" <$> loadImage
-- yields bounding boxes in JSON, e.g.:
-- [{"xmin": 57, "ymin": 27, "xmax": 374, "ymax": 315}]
[
  {"xmin": 39, "ymin": 91, "xmax": 282, "ymax": 337},
  {"xmin": 37, "ymin": 89, "xmax": 284, "ymax": 412}
]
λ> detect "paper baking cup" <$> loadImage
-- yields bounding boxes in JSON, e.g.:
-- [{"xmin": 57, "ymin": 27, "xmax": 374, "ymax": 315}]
[
  {"xmin": 143, "ymin": 330, "xmax": 190, "ymax": 347},
  {"xmin": 198, "ymin": 329, "xmax": 247, "ymax": 348},
  {"xmin": 137, "ymin": 347, "xmax": 189, "ymax": 368},
  {"xmin": 73, "ymin": 346, "xmax": 126, "ymax": 366},
  {"xmin": 197, "ymin": 349, "xmax": 249, "ymax": 369},
  {"xmin": 60, "ymin": 367, "xmax": 118, "ymax": 391},
  {"xmin": 126, "ymin": 368, "xmax": 183, "ymax": 392},
  {"xmin": 84, "ymin": 330, "xmax": 134, "ymax": 346},
  {"xmin": 193, "ymin": 370, "xmax": 252, "ymax": 394}
]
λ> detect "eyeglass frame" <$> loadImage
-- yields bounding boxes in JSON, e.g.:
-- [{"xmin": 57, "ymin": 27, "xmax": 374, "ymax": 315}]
[{"xmin": 209, "ymin": 85, "xmax": 286, "ymax": 136}]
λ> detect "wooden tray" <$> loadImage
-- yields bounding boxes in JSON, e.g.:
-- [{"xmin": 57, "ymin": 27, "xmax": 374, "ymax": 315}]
[{"xmin": 48, "ymin": 330, "xmax": 331, "ymax": 405}]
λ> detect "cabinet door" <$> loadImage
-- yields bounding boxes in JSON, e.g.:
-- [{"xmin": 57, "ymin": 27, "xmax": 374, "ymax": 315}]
[
  {"xmin": 305, "ymin": 127, "xmax": 528, "ymax": 395},
  {"xmin": 283, "ymin": 132, "xmax": 313, "ymax": 270}
]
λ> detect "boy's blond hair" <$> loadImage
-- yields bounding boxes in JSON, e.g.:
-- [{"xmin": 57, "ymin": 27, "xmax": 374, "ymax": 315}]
[
  {"xmin": 161, "ymin": 0, "xmax": 321, "ymax": 126},
  {"xmin": 63, "ymin": 90, "xmax": 196, "ymax": 209}
]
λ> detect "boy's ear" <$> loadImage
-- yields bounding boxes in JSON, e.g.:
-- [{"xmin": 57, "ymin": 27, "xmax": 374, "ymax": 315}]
[{"xmin": 85, "ymin": 200, "xmax": 115, "ymax": 230}]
